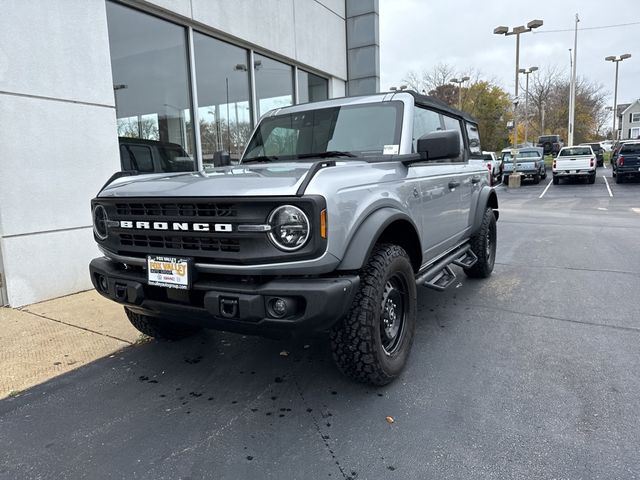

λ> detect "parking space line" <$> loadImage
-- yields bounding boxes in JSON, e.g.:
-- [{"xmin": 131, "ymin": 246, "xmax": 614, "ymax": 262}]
[
  {"xmin": 539, "ymin": 179, "xmax": 553, "ymax": 198},
  {"xmin": 603, "ymin": 175, "xmax": 613, "ymax": 197}
]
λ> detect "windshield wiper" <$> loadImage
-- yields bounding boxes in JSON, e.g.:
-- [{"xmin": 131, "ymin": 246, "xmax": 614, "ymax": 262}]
[
  {"xmin": 242, "ymin": 155, "xmax": 280, "ymax": 164},
  {"xmin": 296, "ymin": 150, "xmax": 357, "ymax": 159}
]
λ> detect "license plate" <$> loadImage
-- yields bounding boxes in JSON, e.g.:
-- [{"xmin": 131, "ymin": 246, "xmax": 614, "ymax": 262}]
[{"xmin": 147, "ymin": 255, "xmax": 192, "ymax": 290}]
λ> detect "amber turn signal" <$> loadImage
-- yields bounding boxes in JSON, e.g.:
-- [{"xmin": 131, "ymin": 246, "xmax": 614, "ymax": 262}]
[{"xmin": 320, "ymin": 209, "xmax": 327, "ymax": 239}]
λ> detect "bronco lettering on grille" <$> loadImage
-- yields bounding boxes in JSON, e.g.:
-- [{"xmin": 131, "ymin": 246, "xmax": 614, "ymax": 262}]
[{"xmin": 118, "ymin": 221, "xmax": 233, "ymax": 232}]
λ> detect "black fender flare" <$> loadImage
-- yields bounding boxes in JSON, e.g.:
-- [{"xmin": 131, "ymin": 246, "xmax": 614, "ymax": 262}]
[
  {"xmin": 337, "ymin": 207, "xmax": 421, "ymax": 271},
  {"xmin": 471, "ymin": 186, "xmax": 499, "ymax": 234}
]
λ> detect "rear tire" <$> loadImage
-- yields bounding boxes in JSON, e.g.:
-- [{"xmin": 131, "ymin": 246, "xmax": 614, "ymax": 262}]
[
  {"xmin": 125, "ymin": 307, "xmax": 201, "ymax": 340},
  {"xmin": 464, "ymin": 208, "xmax": 497, "ymax": 279},
  {"xmin": 330, "ymin": 244, "xmax": 417, "ymax": 386},
  {"xmin": 616, "ymin": 173, "xmax": 623, "ymax": 184},
  {"xmin": 552, "ymin": 176, "xmax": 559, "ymax": 185},
  {"xmin": 588, "ymin": 173, "xmax": 596, "ymax": 184}
]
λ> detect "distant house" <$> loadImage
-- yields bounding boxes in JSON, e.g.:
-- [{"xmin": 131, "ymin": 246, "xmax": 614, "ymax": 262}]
[{"xmin": 618, "ymin": 100, "xmax": 640, "ymax": 140}]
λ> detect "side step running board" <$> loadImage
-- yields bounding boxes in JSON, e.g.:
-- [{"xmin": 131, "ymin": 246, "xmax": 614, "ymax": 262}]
[{"xmin": 416, "ymin": 244, "xmax": 476, "ymax": 291}]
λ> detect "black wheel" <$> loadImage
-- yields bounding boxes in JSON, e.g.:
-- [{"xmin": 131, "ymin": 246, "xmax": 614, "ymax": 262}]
[
  {"xmin": 330, "ymin": 244, "xmax": 417, "ymax": 386},
  {"xmin": 552, "ymin": 176, "xmax": 559, "ymax": 185},
  {"xmin": 533, "ymin": 174, "xmax": 540, "ymax": 184},
  {"xmin": 588, "ymin": 174, "xmax": 596, "ymax": 184},
  {"xmin": 124, "ymin": 307, "xmax": 201, "ymax": 340},
  {"xmin": 464, "ymin": 208, "xmax": 497, "ymax": 279},
  {"xmin": 502, "ymin": 175, "xmax": 508, "ymax": 184},
  {"xmin": 541, "ymin": 167, "xmax": 547, "ymax": 180},
  {"xmin": 616, "ymin": 173, "xmax": 623, "ymax": 184}
]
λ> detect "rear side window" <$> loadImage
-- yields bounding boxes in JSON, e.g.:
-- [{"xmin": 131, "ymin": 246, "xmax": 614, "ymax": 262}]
[{"xmin": 466, "ymin": 123, "xmax": 482, "ymax": 157}]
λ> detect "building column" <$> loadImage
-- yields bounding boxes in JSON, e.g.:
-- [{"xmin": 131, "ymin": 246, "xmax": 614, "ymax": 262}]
[{"xmin": 346, "ymin": 0, "xmax": 380, "ymax": 95}]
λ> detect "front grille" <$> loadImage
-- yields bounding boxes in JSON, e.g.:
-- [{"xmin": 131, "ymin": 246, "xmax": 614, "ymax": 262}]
[
  {"xmin": 120, "ymin": 234, "xmax": 240, "ymax": 253},
  {"xmin": 115, "ymin": 202, "xmax": 237, "ymax": 217}
]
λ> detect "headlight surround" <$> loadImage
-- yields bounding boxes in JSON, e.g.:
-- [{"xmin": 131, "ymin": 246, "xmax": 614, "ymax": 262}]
[
  {"xmin": 267, "ymin": 205, "xmax": 310, "ymax": 251},
  {"xmin": 92, "ymin": 204, "xmax": 109, "ymax": 240}
]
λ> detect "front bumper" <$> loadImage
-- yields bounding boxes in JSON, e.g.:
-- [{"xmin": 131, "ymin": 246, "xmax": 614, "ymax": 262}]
[{"xmin": 90, "ymin": 257, "xmax": 359, "ymax": 337}]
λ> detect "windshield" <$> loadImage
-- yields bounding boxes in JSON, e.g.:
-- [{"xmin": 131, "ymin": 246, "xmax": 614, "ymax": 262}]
[
  {"xmin": 242, "ymin": 102, "xmax": 403, "ymax": 162},
  {"xmin": 560, "ymin": 147, "xmax": 591, "ymax": 156}
]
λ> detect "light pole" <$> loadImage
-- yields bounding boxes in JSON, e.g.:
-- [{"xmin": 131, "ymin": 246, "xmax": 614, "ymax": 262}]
[
  {"xmin": 605, "ymin": 53, "xmax": 632, "ymax": 141},
  {"xmin": 494, "ymin": 19, "xmax": 544, "ymax": 147},
  {"xmin": 518, "ymin": 66, "xmax": 538, "ymax": 144},
  {"xmin": 450, "ymin": 76, "xmax": 470, "ymax": 110},
  {"xmin": 568, "ymin": 14, "xmax": 579, "ymax": 146}
]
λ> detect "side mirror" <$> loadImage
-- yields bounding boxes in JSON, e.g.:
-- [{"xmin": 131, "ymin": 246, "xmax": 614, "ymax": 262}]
[
  {"xmin": 213, "ymin": 150, "xmax": 231, "ymax": 167},
  {"xmin": 417, "ymin": 130, "xmax": 460, "ymax": 161}
]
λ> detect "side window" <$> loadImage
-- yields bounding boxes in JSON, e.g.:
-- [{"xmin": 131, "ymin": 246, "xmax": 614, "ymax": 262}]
[
  {"xmin": 412, "ymin": 106, "xmax": 442, "ymax": 152},
  {"xmin": 466, "ymin": 123, "xmax": 482, "ymax": 158},
  {"xmin": 126, "ymin": 145, "xmax": 154, "ymax": 173},
  {"xmin": 442, "ymin": 115, "xmax": 465, "ymax": 162}
]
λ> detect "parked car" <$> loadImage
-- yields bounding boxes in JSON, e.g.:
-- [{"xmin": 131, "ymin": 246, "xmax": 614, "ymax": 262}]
[
  {"xmin": 612, "ymin": 141, "xmax": 640, "ymax": 183},
  {"xmin": 580, "ymin": 142, "xmax": 604, "ymax": 167},
  {"xmin": 469, "ymin": 151, "xmax": 500, "ymax": 184},
  {"xmin": 552, "ymin": 145, "xmax": 596, "ymax": 184},
  {"xmin": 119, "ymin": 137, "xmax": 195, "ymax": 173},
  {"xmin": 601, "ymin": 140, "xmax": 613, "ymax": 153},
  {"xmin": 501, "ymin": 147, "xmax": 546, "ymax": 184},
  {"xmin": 90, "ymin": 91, "xmax": 499, "ymax": 386},
  {"xmin": 537, "ymin": 135, "xmax": 564, "ymax": 156}
]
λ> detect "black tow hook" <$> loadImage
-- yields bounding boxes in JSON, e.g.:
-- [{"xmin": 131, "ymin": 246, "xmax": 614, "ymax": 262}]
[
  {"xmin": 114, "ymin": 283, "xmax": 128, "ymax": 301},
  {"xmin": 219, "ymin": 297, "xmax": 239, "ymax": 319}
]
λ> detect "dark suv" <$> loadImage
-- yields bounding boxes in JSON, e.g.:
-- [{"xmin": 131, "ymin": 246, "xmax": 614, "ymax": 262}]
[
  {"xmin": 537, "ymin": 135, "xmax": 564, "ymax": 155},
  {"xmin": 580, "ymin": 143, "xmax": 604, "ymax": 167}
]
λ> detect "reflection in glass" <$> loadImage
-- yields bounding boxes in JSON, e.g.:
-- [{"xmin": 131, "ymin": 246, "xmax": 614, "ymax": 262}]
[
  {"xmin": 297, "ymin": 70, "xmax": 329, "ymax": 104},
  {"xmin": 193, "ymin": 33, "xmax": 252, "ymax": 168},
  {"xmin": 254, "ymin": 54, "xmax": 293, "ymax": 118},
  {"xmin": 106, "ymin": 1, "xmax": 195, "ymax": 171}
]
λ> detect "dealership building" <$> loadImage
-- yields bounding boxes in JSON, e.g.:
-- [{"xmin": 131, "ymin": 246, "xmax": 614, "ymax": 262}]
[{"xmin": 0, "ymin": 0, "xmax": 380, "ymax": 306}]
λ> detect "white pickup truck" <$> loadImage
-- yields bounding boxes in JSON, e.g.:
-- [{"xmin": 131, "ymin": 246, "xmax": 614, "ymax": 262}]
[{"xmin": 552, "ymin": 145, "xmax": 596, "ymax": 185}]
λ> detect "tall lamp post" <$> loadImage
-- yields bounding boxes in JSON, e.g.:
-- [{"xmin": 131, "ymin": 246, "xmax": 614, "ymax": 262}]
[
  {"xmin": 605, "ymin": 53, "xmax": 632, "ymax": 141},
  {"xmin": 518, "ymin": 66, "xmax": 538, "ymax": 144},
  {"xmin": 450, "ymin": 76, "xmax": 470, "ymax": 110},
  {"xmin": 494, "ymin": 19, "xmax": 544, "ymax": 147}
]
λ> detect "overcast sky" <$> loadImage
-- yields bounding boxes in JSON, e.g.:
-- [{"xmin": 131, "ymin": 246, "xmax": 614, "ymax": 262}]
[{"xmin": 379, "ymin": 0, "xmax": 640, "ymax": 106}]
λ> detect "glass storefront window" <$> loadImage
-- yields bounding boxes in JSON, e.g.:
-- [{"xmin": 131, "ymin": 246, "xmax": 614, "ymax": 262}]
[
  {"xmin": 106, "ymin": 1, "xmax": 195, "ymax": 172},
  {"xmin": 297, "ymin": 70, "xmax": 328, "ymax": 104},
  {"xmin": 193, "ymin": 33, "xmax": 252, "ymax": 167},
  {"xmin": 254, "ymin": 54, "xmax": 293, "ymax": 118}
]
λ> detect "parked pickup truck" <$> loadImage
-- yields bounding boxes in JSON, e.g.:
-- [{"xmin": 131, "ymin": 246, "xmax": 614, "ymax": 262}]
[
  {"xmin": 89, "ymin": 91, "xmax": 499, "ymax": 385},
  {"xmin": 612, "ymin": 141, "xmax": 640, "ymax": 183},
  {"xmin": 469, "ymin": 151, "xmax": 500, "ymax": 185},
  {"xmin": 552, "ymin": 146, "xmax": 596, "ymax": 184},
  {"xmin": 501, "ymin": 147, "xmax": 546, "ymax": 184}
]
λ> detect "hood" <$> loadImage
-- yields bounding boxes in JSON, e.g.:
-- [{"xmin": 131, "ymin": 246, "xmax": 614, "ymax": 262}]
[{"xmin": 98, "ymin": 163, "xmax": 318, "ymax": 198}]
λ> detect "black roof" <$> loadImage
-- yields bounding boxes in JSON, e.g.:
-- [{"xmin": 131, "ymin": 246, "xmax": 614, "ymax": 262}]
[{"xmin": 403, "ymin": 90, "xmax": 478, "ymax": 124}]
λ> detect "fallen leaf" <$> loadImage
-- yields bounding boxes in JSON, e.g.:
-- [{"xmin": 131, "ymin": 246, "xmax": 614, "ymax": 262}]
[{"xmin": 385, "ymin": 416, "xmax": 395, "ymax": 424}]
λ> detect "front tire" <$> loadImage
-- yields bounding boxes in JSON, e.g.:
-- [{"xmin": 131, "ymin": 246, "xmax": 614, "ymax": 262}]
[
  {"xmin": 464, "ymin": 208, "xmax": 497, "ymax": 279},
  {"xmin": 330, "ymin": 244, "xmax": 417, "ymax": 386},
  {"xmin": 533, "ymin": 174, "xmax": 541, "ymax": 184},
  {"xmin": 125, "ymin": 307, "xmax": 201, "ymax": 340}
]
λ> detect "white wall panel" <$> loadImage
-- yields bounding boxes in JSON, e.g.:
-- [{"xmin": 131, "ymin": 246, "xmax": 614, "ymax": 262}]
[
  {"xmin": 192, "ymin": 0, "xmax": 297, "ymax": 61},
  {"xmin": 294, "ymin": 0, "xmax": 347, "ymax": 80},
  {"xmin": 0, "ymin": 0, "xmax": 114, "ymax": 106},
  {"xmin": 1, "ymin": 228, "xmax": 99, "ymax": 307},
  {"xmin": 0, "ymin": 95, "xmax": 120, "ymax": 237}
]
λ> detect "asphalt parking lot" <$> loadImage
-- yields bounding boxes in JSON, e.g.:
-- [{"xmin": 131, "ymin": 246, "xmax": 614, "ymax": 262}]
[{"xmin": 2, "ymin": 172, "xmax": 640, "ymax": 480}]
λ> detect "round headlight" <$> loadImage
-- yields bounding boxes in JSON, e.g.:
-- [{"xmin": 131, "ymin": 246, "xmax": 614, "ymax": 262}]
[
  {"xmin": 93, "ymin": 204, "xmax": 109, "ymax": 240},
  {"xmin": 268, "ymin": 205, "xmax": 310, "ymax": 251}
]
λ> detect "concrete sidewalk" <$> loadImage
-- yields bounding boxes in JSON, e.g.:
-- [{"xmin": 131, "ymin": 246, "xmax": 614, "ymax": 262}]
[{"xmin": 0, "ymin": 291, "xmax": 141, "ymax": 399}]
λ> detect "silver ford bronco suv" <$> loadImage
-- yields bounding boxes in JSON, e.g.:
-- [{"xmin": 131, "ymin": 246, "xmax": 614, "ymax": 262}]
[{"xmin": 90, "ymin": 91, "xmax": 498, "ymax": 385}]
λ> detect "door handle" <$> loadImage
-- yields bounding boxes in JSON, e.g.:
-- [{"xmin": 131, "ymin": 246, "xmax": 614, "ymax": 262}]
[
  {"xmin": 471, "ymin": 175, "xmax": 481, "ymax": 184},
  {"xmin": 448, "ymin": 180, "xmax": 460, "ymax": 189}
]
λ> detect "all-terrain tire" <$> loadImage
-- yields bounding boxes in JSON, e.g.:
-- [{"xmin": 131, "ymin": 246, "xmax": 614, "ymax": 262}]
[
  {"xmin": 125, "ymin": 307, "xmax": 201, "ymax": 340},
  {"xmin": 330, "ymin": 244, "xmax": 417, "ymax": 386},
  {"xmin": 464, "ymin": 208, "xmax": 497, "ymax": 279}
]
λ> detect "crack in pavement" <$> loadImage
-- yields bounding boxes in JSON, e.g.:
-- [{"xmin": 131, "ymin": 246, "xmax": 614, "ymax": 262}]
[
  {"xmin": 494, "ymin": 261, "xmax": 640, "ymax": 277},
  {"xmin": 17, "ymin": 308, "xmax": 135, "ymax": 345},
  {"xmin": 467, "ymin": 303, "xmax": 640, "ymax": 334}
]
